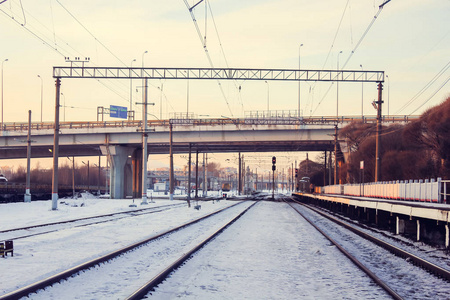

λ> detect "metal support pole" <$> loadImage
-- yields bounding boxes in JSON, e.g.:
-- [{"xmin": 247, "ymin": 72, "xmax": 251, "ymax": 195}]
[
  {"xmin": 204, "ymin": 153, "xmax": 207, "ymax": 197},
  {"xmin": 334, "ymin": 125, "xmax": 338, "ymax": 185},
  {"xmin": 98, "ymin": 156, "xmax": 101, "ymax": 195},
  {"xmin": 169, "ymin": 123, "xmax": 174, "ymax": 200},
  {"xmin": 51, "ymin": 78, "xmax": 61, "ymax": 210},
  {"xmin": 328, "ymin": 151, "xmax": 332, "ymax": 186},
  {"xmin": 272, "ymin": 168, "xmax": 275, "ymax": 200},
  {"xmin": 291, "ymin": 163, "xmax": 295, "ymax": 192},
  {"xmin": 72, "ymin": 156, "xmax": 75, "ymax": 198},
  {"xmin": 24, "ymin": 110, "xmax": 32, "ymax": 202},
  {"xmin": 294, "ymin": 160, "xmax": 297, "ymax": 191},
  {"xmin": 238, "ymin": 152, "xmax": 242, "ymax": 195},
  {"xmin": 195, "ymin": 150, "xmax": 199, "ymax": 198},
  {"xmin": 375, "ymin": 82, "xmax": 383, "ymax": 182},
  {"xmin": 187, "ymin": 143, "xmax": 191, "ymax": 207},
  {"xmin": 87, "ymin": 161, "xmax": 90, "ymax": 193},
  {"xmin": 142, "ymin": 78, "xmax": 149, "ymax": 204},
  {"xmin": 324, "ymin": 150, "xmax": 327, "ymax": 186}
]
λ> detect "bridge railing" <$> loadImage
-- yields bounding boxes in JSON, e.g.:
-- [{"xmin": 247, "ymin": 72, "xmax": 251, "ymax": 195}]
[{"xmin": 0, "ymin": 115, "xmax": 419, "ymax": 132}]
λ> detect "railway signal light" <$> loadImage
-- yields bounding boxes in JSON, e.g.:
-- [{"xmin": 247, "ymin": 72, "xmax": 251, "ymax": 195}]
[
  {"xmin": 272, "ymin": 156, "xmax": 276, "ymax": 164},
  {"xmin": 295, "ymin": 168, "xmax": 298, "ymax": 178}
]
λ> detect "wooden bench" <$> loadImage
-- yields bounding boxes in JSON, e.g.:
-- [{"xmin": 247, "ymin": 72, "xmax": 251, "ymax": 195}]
[{"xmin": 0, "ymin": 240, "xmax": 13, "ymax": 258}]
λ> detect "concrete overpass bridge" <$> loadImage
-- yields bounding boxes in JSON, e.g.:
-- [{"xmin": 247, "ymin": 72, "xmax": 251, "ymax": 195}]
[{"xmin": 0, "ymin": 115, "xmax": 417, "ymax": 199}]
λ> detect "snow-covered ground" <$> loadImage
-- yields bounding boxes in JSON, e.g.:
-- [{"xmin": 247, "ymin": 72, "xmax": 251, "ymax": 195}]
[
  {"xmin": 152, "ymin": 201, "xmax": 388, "ymax": 299},
  {"xmin": 0, "ymin": 194, "xmax": 237, "ymax": 296},
  {"xmin": 1, "ymin": 194, "xmax": 428, "ymax": 299}
]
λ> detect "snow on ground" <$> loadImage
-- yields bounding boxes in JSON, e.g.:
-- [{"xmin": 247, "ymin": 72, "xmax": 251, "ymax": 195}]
[
  {"xmin": 26, "ymin": 202, "xmax": 255, "ymax": 299},
  {"xmin": 152, "ymin": 201, "xmax": 388, "ymax": 299},
  {"xmin": 0, "ymin": 195, "xmax": 236, "ymax": 296},
  {"xmin": 0, "ymin": 196, "xmax": 403, "ymax": 299}
]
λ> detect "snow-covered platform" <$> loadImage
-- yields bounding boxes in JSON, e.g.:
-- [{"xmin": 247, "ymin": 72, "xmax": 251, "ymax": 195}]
[{"xmin": 293, "ymin": 192, "xmax": 450, "ymax": 248}]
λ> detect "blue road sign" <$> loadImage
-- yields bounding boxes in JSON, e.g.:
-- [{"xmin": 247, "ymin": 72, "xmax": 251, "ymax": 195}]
[{"xmin": 110, "ymin": 105, "xmax": 127, "ymax": 119}]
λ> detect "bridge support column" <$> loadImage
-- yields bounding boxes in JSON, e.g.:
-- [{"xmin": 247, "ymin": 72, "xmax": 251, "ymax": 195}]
[{"xmin": 101, "ymin": 145, "xmax": 136, "ymax": 199}]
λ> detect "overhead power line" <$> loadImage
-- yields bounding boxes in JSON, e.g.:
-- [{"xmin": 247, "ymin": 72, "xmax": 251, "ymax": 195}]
[
  {"xmin": 55, "ymin": 0, "xmax": 128, "ymax": 67},
  {"xmin": 182, "ymin": 0, "xmax": 234, "ymax": 117},
  {"xmin": 396, "ymin": 60, "xmax": 450, "ymax": 114},
  {"xmin": 409, "ymin": 75, "xmax": 450, "ymax": 115}
]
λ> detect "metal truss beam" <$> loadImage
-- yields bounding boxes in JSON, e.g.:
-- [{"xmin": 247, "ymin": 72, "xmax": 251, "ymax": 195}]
[{"xmin": 53, "ymin": 66, "xmax": 384, "ymax": 82}]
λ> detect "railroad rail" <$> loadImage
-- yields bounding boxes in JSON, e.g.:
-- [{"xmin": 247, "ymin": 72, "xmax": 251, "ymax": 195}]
[
  {"xmin": 289, "ymin": 197, "xmax": 450, "ymax": 298},
  {"xmin": 0, "ymin": 201, "xmax": 248, "ymax": 300},
  {"xmin": 285, "ymin": 199, "xmax": 402, "ymax": 299},
  {"xmin": 0, "ymin": 203, "xmax": 185, "ymax": 241},
  {"xmin": 126, "ymin": 201, "xmax": 256, "ymax": 300},
  {"xmin": 1, "ymin": 115, "xmax": 419, "ymax": 132}
]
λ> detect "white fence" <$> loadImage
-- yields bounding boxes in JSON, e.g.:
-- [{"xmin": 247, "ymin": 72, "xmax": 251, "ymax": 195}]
[{"xmin": 317, "ymin": 178, "xmax": 445, "ymax": 203}]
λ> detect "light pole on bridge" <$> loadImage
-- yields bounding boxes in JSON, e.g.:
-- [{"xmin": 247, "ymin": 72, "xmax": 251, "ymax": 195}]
[
  {"xmin": 37, "ymin": 75, "xmax": 43, "ymax": 123},
  {"xmin": 1, "ymin": 58, "xmax": 8, "ymax": 129}
]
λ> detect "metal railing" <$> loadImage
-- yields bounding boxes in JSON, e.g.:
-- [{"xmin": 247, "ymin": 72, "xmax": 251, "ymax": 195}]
[{"xmin": 0, "ymin": 115, "xmax": 419, "ymax": 132}]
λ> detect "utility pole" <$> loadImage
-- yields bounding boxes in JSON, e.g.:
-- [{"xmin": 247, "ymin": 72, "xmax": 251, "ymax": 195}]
[
  {"xmin": 195, "ymin": 150, "xmax": 199, "ymax": 198},
  {"xmin": 98, "ymin": 156, "xmax": 101, "ymax": 195},
  {"xmin": 324, "ymin": 150, "xmax": 327, "ymax": 186},
  {"xmin": 24, "ymin": 110, "xmax": 32, "ymax": 203},
  {"xmin": 51, "ymin": 78, "xmax": 61, "ymax": 210},
  {"xmin": 334, "ymin": 125, "xmax": 338, "ymax": 185},
  {"xmin": 375, "ymin": 82, "xmax": 383, "ymax": 182},
  {"xmin": 272, "ymin": 156, "xmax": 276, "ymax": 200},
  {"xmin": 238, "ymin": 152, "xmax": 241, "ymax": 195},
  {"xmin": 187, "ymin": 143, "xmax": 191, "ymax": 207},
  {"xmin": 135, "ymin": 78, "xmax": 155, "ymax": 204},
  {"xmin": 169, "ymin": 123, "xmax": 174, "ymax": 200},
  {"xmin": 72, "ymin": 156, "xmax": 75, "ymax": 198}
]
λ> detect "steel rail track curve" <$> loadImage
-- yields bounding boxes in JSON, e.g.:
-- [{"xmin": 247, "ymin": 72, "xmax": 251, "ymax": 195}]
[
  {"xmin": 125, "ymin": 201, "xmax": 258, "ymax": 300},
  {"xmin": 292, "ymin": 198, "xmax": 450, "ymax": 282},
  {"xmin": 0, "ymin": 201, "xmax": 247, "ymax": 300},
  {"xmin": 285, "ymin": 199, "xmax": 403, "ymax": 300}
]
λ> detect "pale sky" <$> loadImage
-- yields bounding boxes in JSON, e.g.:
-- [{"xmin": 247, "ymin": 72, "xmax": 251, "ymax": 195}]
[{"xmin": 0, "ymin": 0, "xmax": 449, "ymax": 172}]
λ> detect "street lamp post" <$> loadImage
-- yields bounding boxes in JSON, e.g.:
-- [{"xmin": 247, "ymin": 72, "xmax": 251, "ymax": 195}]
[
  {"xmin": 158, "ymin": 83, "xmax": 163, "ymax": 120},
  {"xmin": 1, "ymin": 58, "xmax": 8, "ymax": 129},
  {"xmin": 130, "ymin": 58, "xmax": 136, "ymax": 120},
  {"xmin": 61, "ymin": 92, "xmax": 66, "ymax": 122},
  {"xmin": 25, "ymin": 110, "xmax": 32, "ymax": 203},
  {"xmin": 141, "ymin": 51, "xmax": 148, "ymax": 121},
  {"xmin": 337, "ymin": 51, "xmax": 343, "ymax": 119},
  {"xmin": 360, "ymin": 64, "xmax": 364, "ymax": 119},
  {"xmin": 37, "ymin": 75, "xmax": 43, "ymax": 123},
  {"xmin": 298, "ymin": 43, "xmax": 303, "ymax": 119},
  {"xmin": 386, "ymin": 74, "xmax": 390, "ymax": 117}
]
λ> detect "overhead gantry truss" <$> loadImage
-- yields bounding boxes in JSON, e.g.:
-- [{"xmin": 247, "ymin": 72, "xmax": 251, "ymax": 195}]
[{"xmin": 53, "ymin": 66, "xmax": 384, "ymax": 82}]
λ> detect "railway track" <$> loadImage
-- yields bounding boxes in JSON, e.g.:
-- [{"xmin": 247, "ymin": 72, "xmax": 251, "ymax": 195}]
[
  {"xmin": 0, "ymin": 201, "xmax": 254, "ymax": 300},
  {"xmin": 0, "ymin": 203, "xmax": 186, "ymax": 241},
  {"xmin": 287, "ymin": 197, "xmax": 450, "ymax": 299}
]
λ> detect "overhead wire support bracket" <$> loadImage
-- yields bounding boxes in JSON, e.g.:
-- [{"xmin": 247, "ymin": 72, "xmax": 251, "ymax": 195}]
[
  {"xmin": 379, "ymin": 0, "xmax": 392, "ymax": 9},
  {"xmin": 189, "ymin": 0, "xmax": 205, "ymax": 12}
]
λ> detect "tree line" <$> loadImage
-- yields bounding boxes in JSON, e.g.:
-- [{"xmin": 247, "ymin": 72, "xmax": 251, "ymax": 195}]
[{"xmin": 299, "ymin": 96, "xmax": 450, "ymax": 186}]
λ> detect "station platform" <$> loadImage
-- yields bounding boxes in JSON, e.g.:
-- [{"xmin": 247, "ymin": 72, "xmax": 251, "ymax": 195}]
[{"xmin": 292, "ymin": 192, "xmax": 450, "ymax": 248}]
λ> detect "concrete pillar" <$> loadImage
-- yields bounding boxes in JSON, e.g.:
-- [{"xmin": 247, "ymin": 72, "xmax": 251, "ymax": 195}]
[
  {"xmin": 101, "ymin": 145, "xmax": 135, "ymax": 199},
  {"xmin": 416, "ymin": 219, "xmax": 420, "ymax": 242},
  {"xmin": 445, "ymin": 224, "xmax": 449, "ymax": 248},
  {"xmin": 396, "ymin": 216, "xmax": 405, "ymax": 235}
]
